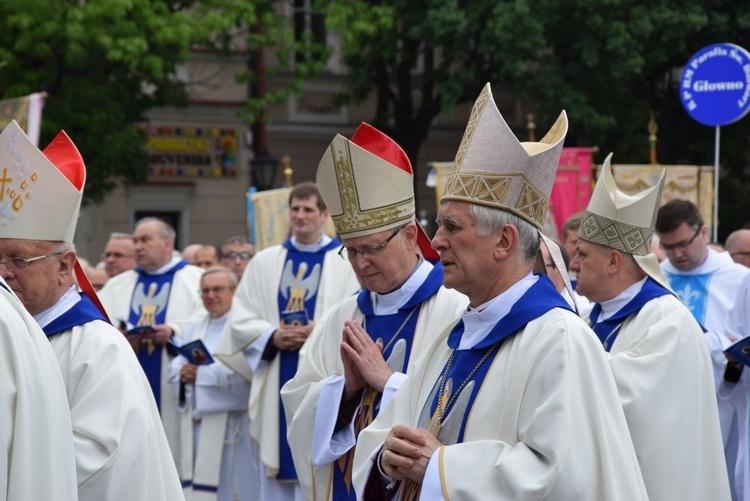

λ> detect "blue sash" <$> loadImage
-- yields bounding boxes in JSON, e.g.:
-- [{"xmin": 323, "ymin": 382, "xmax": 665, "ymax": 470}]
[
  {"xmin": 332, "ymin": 264, "xmax": 444, "ymax": 500},
  {"xmin": 277, "ymin": 239, "xmax": 340, "ymax": 481},
  {"xmin": 588, "ymin": 277, "xmax": 671, "ymax": 351},
  {"xmin": 128, "ymin": 260, "xmax": 188, "ymax": 410},
  {"xmin": 429, "ymin": 275, "xmax": 571, "ymax": 444},
  {"xmin": 42, "ymin": 293, "xmax": 110, "ymax": 338},
  {"xmin": 664, "ymin": 271, "xmax": 712, "ymax": 325}
]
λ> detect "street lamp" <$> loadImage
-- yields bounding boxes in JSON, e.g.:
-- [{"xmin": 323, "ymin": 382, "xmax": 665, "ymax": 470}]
[{"xmin": 250, "ymin": 152, "xmax": 279, "ymax": 191}]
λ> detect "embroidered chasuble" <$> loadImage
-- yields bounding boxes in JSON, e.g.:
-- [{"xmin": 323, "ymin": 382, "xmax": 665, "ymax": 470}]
[
  {"xmin": 664, "ymin": 271, "xmax": 713, "ymax": 325},
  {"xmin": 42, "ymin": 293, "xmax": 109, "ymax": 337},
  {"xmin": 332, "ymin": 265, "xmax": 443, "ymax": 500},
  {"xmin": 588, "ymin": 278, "xmax": 671, "ymax": 351},
  {"xmin": 401, "ymin": 276, "xmax": 570, "ymax": 501},
  {"xmin": 277, "ymin": 239, "xmax": 340, "ymax": 480},
  {"xmin": 128, "ymin": 260, "xmax": 188, "ymax": 409}
]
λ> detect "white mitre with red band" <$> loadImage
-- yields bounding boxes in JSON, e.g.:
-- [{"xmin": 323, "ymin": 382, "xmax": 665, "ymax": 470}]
[
  {"xmin": 317, "ymin": 122, "xmax": 438, "ymax": 260},
  {"xmin": 441, "ymin": 83, "xmax": 568, "ymax": 230},
  {"xmin": 0, "ymin": 120, "xmax": 84, "ymax": 244}
]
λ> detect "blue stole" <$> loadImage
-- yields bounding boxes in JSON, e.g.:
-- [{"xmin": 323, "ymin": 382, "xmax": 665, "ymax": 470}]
[
  {"xmin": 428, "ymin": 275, "xmax": 571, "ymax": 444},
  {"xmin": 664, "ymin": 271, "xmax": 712, "ymax": 326},
  {"xmin": 42, "ymin": 293, "xmax": 110, "ymax": 338},
  {"xmin": 128, "ymin": 260, "xmax": 188, "ymax": 410},
  {"xmin": 277, "ymin": 238, "xmax": 340, "ymax": 481},
  {"xmin": 588, "ymin": 278, "xmax": 671, "ymax": 351},
  {"xmin": 332, "ymin": 264, "xmax": 444, "ymax": 500}
]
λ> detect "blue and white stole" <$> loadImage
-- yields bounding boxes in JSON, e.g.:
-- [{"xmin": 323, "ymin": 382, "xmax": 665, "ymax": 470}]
[
  {"xmin": 588, "ymin": 277, "xmax": 671, "ymax": 351},
  {"xmin": 332, "ymin": 264, "xmax": 444, "ymax": 500},
  {"xmin": 664, "ymin": 271, "xmax": 713, "ymax": 326},
  {"xmin": 428, "ymin": 275, "xmax": 570, "ymax": 443},
  {"xmin": 42, "ymin": 293, "xmax": 109, "ymax": 338},
  {"xmin": 277, "ymin": 238, "xmax": 340, "ymax": 480},
  {"xmin": 128, "ymin": 260, "xmax": 188, "ymax": 410}
]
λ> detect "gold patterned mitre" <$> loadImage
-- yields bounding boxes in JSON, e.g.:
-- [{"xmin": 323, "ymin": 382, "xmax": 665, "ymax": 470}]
[
  {"xmin": 317, "ymin": 123, "xmax": 415, "ymax": 239},
  {"xmin": 441, "ymin": 83, "xmax": 568, "ymax": 229},
  {"xmin": 0, "ymin": 120, "xmax": 85, "ymax": 244},
  {"xmin": 579, "ymin": 153, "xmax": 665, "ymax": 256}
]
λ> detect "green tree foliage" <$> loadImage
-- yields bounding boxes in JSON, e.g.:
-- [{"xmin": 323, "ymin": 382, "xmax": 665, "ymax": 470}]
[
  {"xmin": 0, "ymin": 0, "xmax": 193, "ymax": 202},
  {"xmin": 0, "ymin": 0, "xmax": 328, "ymax": 203},
  {"xmin": 324, "ymin": 0, "xmax": 750, "ymax": 234}
]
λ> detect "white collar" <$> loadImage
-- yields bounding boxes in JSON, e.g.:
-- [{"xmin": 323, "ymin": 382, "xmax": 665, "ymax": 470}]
[
  {"xmin": 146, "ymin": 256, "xmax": 184, "ymax": 275},
  {"xmin": 370, "ymin": 258, "xmax": 432, "ymax": 315},
  {"xmin": 458, "ymin": 273, "xmax": 537, "ymax": 350},
  {"xmin": 290, "ymin": 233, "xmax": 332, "ymax": 252},
  {"xmin": 34, "ymin": 285, "xmax": 81, "ymax": 329},
  {"xmin": 597, "ymin": 276, "xmax": 647, "ymax": 322}
]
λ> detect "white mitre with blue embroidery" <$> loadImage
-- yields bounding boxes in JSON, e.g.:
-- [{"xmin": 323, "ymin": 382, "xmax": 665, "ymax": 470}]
[
  {"xmin": 441, "ymin": 83, "xmax": 568, "ymax": 229},
  {"xmin": 578, "ymin": 153, "xmax": 671, "ymax": 291},
  {"xmin": 0, "ymin": 120, "xmax": 84, "ymax": 245}
]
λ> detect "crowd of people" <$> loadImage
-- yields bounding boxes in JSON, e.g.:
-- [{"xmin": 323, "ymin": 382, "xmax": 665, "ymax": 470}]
[{"xmin": 2, "ymin": 82, "xmax": 750, "ymax": 501}]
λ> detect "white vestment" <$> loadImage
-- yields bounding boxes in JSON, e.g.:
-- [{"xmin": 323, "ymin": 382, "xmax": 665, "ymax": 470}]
[
  {"xmin": 281, "ymin": 262, "xmax": 468, "ymax": 501},
  {"xmin": 216, "ymin": 239, "xmax": 359, "ymax": 499},
  {"xmin": 169, "ymin": 312, "xmax": 259, "ymax": 501},
  {"xmin": 717, "ymin": 272, "xmax": 750, "ymax": 501},
  {"xmin": 38, "ymin": 290, "xmax": 183, "ymax": 501},
  {"xmin": 0, "ymin": 280, "xmax": 78, "ymax": 501},
  {"xmin": 98, "ymin": 261, "xmax": 205, "ymax": 463},
  {"xmin": 662, "ymin": 249, "xmax": 749, "ymax": 500},
  {"xmin": 353, "ymin": 278, "xmax": 647, "ymax": 500},
  {"xmin": 605, "ymin": 292, "xmax": 730, "ymax": 500}
]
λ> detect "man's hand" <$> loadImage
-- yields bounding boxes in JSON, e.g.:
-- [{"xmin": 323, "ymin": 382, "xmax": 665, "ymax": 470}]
[
  {"xmin": 150, "ymin": 324, "xmax": 174, "ymax": 345},
  {"xmin": 341, "ymin": 340, "xmax": 366, "ymax": 402},
  {"xmin": 273, "ymin": 321, "xmax": 316, "ymax": 351},
  {"xmin": 381, "ymin": 425, "xmax": 441, "ymax": 484},
  {"xmin": 180, "ymin": 363, "xmax": 198, "ymax": 383},
  {"xmin": 341, "ymin": 320, "xmax": 393, "ymax": 393}
]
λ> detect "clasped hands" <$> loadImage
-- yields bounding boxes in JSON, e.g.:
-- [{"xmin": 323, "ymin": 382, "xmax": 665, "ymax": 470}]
[
  {"xmin": 273, "ymin": 321, "xmax": 315, "ymax": 351},
  {"xmin": 380, "ymin": 425, "xmax": 442, "ymax": 484},
  {"xmin": 340, "ymin": 320, "xmax": 394, "ymax": 401}
]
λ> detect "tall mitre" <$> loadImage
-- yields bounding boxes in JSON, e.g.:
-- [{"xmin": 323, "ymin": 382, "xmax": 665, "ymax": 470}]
[
  {"xmin": 578, "ymin": 153, "xmax": 671, "ymax": 290},
  {"xmin": 441, "ymin": 83, "xmax": 568, "ymax": 230},
  {"xmin": 317, "ymin": 122, "xmax": 438, "ymax": 260}
]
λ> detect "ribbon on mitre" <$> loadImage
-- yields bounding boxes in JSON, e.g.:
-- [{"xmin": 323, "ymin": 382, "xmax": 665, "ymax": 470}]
[{"xmin": 350, "ymin": 124, "xmax": 439, "ymax": 261}]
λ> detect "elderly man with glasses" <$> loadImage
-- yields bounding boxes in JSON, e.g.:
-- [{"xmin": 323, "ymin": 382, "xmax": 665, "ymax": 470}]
[
  {"xmin": 214, "ymin": 181, "xmax": 359, "ymax": 501},
  {"xmin": 656, "ymin": 199, "xmax": 750, "ymax": 500},
  {"xmin": 220, "ymin": 235, "xmax": 255, "ymax": 279},
  {"xmin": 280, "ymin": 123, "xmax": 468, "ymax": 501},
  {"xmin": 101, "ymin": 232, "xmax": 136, "ymax": 277}
]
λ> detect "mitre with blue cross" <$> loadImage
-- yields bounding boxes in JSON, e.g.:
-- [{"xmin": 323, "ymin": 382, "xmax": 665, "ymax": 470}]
[
  {"xmin": 0, "ymin": 120, "xmax": 83, "ymax": 244},
  {"xmin": 440, "ymin": 83, "xmax": 568, "ymax": 229},
  {"xmin": 316, "ymin": 122, "xmax": 439, "ymax": 261},
  {"xmin": 578, "ymin": 153, "xmax": 672, "ymax": 291}
]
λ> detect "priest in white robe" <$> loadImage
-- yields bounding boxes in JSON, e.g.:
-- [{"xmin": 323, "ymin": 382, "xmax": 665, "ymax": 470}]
[
  {"xmin": 0, "ymin": 122, "xmax": 183, "ymax": 501},
  {"xmin": 0, "ymin": 276, "xmax": 78, "ymax": 501},
  {"xmin": 281, "ymin": 123, "xmax": 468, "ymax": 501},
  {"xmin": 99, "ymin": 217, "xmax": 206, "ymax": 463},
  {"xmin": 574, "ymin": 154, "xmax": 730, "ymax": 500},
  {"xmin": 353, "ymin": 84, "xmax": 647, "ymax": 500},
  {"xmin": 169, "ymin": 266, "xmax": 259, "ymax": 501},
  {"xmin": 214, "ymin": 182, "xmax": 360, "ymax": 501}
]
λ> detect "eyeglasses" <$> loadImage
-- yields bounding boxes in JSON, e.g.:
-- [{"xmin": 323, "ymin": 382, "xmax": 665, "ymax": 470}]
[
  {"xmin": 0, "ymin": 252, "xmax": 64, "ymax": 272},
  {"xmin": 101, "ymin": 252, "xmax": 134, "ymax": 260},
  {"xmin": 224, "ymin": 251, "xmax": 253, "ymax": 260},
  {"xmin": 339, "ymin": 227, "xmax": 402, "ymax": 261},
  {"xmin": 659, "ymin": 227, "xmax": 702, "ymax": 252},
  {"xmin": 199, "ymin": 286, "xmax": 233, "ymax": 296}
]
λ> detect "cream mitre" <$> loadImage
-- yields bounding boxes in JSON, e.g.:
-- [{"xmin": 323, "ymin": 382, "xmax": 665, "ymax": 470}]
[
  {"xmin": 578, "ymin": 153, "xmax": 671, "ymax": 291},
  {"xmin": 441, "ymin": 83, "xmax": 567, "ymax": 230},
  {"xmin": 317, "ymin": 122, "xmax": 438, "ymax": 260},
  {"xmin": 0, "ymin": 120, "xmax": 84, "ymax": 244}
]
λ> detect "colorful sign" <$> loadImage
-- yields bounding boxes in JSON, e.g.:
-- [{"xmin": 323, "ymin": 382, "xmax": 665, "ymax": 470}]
[
  {"xmin": 146, "ymin": 126, "xmax": 238, "ymax": 177},
  {"xmin": 680, "ymin": 43, "xmax": 750, "ymax": 126}
]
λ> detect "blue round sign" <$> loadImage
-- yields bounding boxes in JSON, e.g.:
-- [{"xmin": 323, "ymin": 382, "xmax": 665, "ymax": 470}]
[{"xmin": 680, "ymin": 43, "xmax": 750, "ymax": 126}]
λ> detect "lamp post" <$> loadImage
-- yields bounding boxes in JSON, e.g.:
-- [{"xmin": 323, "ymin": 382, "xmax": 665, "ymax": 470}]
[{"xmin": 250, "ymin": 152, "xmax": 279, "ymax": 191}]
